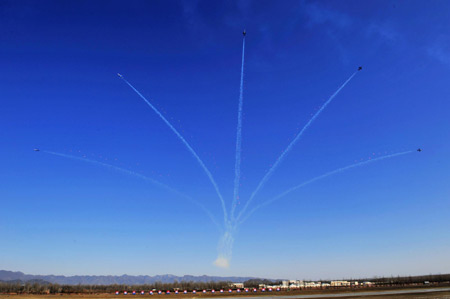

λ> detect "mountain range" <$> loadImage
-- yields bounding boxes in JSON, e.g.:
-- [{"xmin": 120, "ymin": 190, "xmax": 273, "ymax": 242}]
[{"xmin": 0, "ymin": 270, "xmax": 259, "ymax": 285}]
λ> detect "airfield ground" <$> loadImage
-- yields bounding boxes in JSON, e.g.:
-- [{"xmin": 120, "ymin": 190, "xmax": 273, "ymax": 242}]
[{"xmin": 2, "ymin": 286, "xmax": 450, "ymax": 299}]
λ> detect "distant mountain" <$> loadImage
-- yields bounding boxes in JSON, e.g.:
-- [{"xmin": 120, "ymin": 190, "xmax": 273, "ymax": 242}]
[
  {"xmin": 0, "ymin": 279, "xmax": 51, "ymax": 285},
  {"xmin": 0, "ymin": 270, "xmax": 259, "ymax": 285}
]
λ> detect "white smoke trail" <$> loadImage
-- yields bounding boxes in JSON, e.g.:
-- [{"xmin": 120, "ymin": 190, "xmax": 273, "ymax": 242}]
[
  {"xmin": 213, "ymin": 222, "xmax": 235, "ymax": 269},
  {"xmin": 238, "ymin": 150, "xmax": 413, "ymax": 225},
  {"xmin": 118, "ymin": 75, "xmax": 228, "ymax": 225},
  {"xmin": 42, "ymin": 150, "xmax": 221, "ymax": 230},
  {"xmin": 231, "ymin": 35, "xmax": 246, "ymax": 221},
  {"xmin": 237, "ymin": 70, "xmax": 359, "ymax": 222}
]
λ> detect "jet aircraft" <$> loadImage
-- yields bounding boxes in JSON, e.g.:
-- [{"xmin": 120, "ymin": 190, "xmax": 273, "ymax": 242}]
[
  {"xmin": 243, "ymin": 30, "xmax": 246, "ymax": 36},
  {"xmin": 358, "ymin": 66, "xmax": 362, "ymax": 71},
  {"xmin": 34, "ymin": 149, "xmax": 40, "ymax": 152},
  {"xmin": 417, "ymin": 148, "xmax": 422, "ymax": 152}
]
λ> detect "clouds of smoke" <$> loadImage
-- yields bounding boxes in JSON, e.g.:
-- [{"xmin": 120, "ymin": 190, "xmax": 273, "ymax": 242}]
[
  {"xmin": 237, "ymin": 70, "xmax": 359, "ymax": 223},
  {"xmin": 35, "ymin": 29, "xmax": 416, "ymax": 269},
  {"xmin": 231, "ymin": 35, "xmax": 246, "ymax": 220},
  {"xmin": 119, "ymin": 75, "xmax": 228, "ymax": 225},
  {"xmin": 41, "ymin": 150, "xmax": 221, "ymax": 230},
  {"xmin": 115, "ymin": 39, "xmax": 411, "ymax": 269},
  {"xmin": 213, "ymin": 227, "xmax": 235, "ymax": 269},
  {"xmin": 239, "ymin": 150, "xmax": 414, "ymax": 225},
  {"xmin": 214, "ymin": 256, "xmax": 230, "ymax": 269}
]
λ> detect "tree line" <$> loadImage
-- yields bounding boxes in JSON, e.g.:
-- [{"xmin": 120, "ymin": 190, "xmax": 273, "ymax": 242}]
[
  {"xmin": 364, "ymin": 274, "xmax": 450, "ymax": 285},
  {"xmin": 0, "ymin": 280, "xmax": 257, "ymax": 294},
  {"xmin": 1, "ymin": 274, "xmax": 449, "ymax": 294}
]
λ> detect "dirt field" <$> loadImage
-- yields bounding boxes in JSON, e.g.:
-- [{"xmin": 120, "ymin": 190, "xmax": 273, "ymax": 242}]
[{"xmin": 2, "ymin": 287, "xmax": 450, "ymax": 299}]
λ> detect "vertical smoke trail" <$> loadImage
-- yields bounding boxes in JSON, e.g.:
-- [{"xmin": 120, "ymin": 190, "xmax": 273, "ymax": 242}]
[
  {"xmin": 238, "ymin": 150, "xmax": 413, "ymax": 225},
  {"xmin": 213, "ymin": 225, "xmax": 235, "ymax": 269},
  {"xmin": 42, "ymin": 150, "xmax": 221, "ymax": 230},
  {"xmin": 237, "ymin": 70, "xmax": 359, "ymax": 222},
  {"xmin": 231, "ymin": 35, "xmax": 246, "ymax": 220},
  {"xmin": 118, "ymin": 75, "xmax": 228, "ymax": 225}
]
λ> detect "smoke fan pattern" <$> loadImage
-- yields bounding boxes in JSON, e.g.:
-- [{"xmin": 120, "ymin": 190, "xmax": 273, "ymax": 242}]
[
  {"xmin": 40, "ymin": 33, "xmax": 418, "ymax": 269},
  {"xmin": 117, "ymin": 34, "xmax": 415, "ymax": 268}
]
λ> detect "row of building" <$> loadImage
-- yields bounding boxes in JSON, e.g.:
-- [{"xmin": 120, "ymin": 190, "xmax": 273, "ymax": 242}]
[
  {"xmin": 115, "ymin": 280, "xmax": 375, "ymax": 295},
  {"xmin": 259, "ymin": 280, "xmax": 375, "ymax": 289},
  {"xmin": 116, "ymin": 288, "xmax": 281, "ymax": 295}
]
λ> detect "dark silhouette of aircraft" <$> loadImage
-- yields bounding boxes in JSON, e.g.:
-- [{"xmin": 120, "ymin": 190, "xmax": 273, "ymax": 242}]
[
  {"xmin": 243, "ymin": 30, "xmax": 246, "ymax": 36},
  {"xmin": 417, "ymin": 148, "xmax": 422, "ymax": 152},
  {"xmin": 358, "ymin": 66, "xmax": 362, "ymax": 71},
  {"xmin": 34, "ymin": 148, "xmax": 40, "ymax": 152}
]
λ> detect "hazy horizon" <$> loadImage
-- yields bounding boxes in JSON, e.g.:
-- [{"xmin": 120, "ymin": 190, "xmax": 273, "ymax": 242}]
[
  {"xmin": 3, "ymin": 269, "xmax": 449, "ymax": 283},
  {"xmin": 1, "ymin": 0, "xmax": 449, "ymax": 279}
]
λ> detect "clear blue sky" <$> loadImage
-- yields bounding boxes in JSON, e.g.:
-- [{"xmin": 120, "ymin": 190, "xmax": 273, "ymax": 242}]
[{"xmin": 1, "ymin": 0, "xmax": 449, "ymax": 279}]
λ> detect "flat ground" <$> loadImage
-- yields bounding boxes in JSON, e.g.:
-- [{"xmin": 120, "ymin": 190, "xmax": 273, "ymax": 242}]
[{"xmin": 2, "ymin": 287, "xmax": 450, "ymax": 299}]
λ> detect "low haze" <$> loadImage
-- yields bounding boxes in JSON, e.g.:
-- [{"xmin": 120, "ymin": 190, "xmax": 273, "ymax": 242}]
[{"xmin": 1, "ymin": 0, "xmax": 449, "ymax": 279}]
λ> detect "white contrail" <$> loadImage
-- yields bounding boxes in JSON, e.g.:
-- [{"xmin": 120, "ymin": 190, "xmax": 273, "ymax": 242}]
[
  {"xmin": 42, "ymin": 150, "xmax": 221, "ymax": 230},
  {"xmin": 237, "ymin": 70, "xmax": 359, "ymax": 222},
  {"xmin": 231, "ymin": 35, "xmax": 246, "ymax": 221},
  {"xmin": 238, "ymin": 150, "xmax": 413, "ymax": 225},
  {"xmin": 118, "ymin": 75, "xmax": 228, "ymax": 225}
]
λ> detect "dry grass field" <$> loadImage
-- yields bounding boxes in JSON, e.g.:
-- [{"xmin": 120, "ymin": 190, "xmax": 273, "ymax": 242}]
[{"xmin": 2, "ymin": 287, "xmax": 450, "ymax": 299}]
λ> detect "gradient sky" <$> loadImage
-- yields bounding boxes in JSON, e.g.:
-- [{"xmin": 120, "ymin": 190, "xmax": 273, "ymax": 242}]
[{"xmin": 1, "ymin": 0, "xmax": 450, "ymax": 280}]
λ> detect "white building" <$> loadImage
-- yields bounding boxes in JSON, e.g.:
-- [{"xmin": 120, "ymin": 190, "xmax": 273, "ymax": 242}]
[
  {"xmin": 230, "ymin": 283, "xmax": 244, "ymax": 289},
  {"xmin": 331, "ymin": 281, "xmax": 351, "ymax": 287},
  {"xmin": 304, "ymin": 281, "xmax": 321, "ymax": 288}
]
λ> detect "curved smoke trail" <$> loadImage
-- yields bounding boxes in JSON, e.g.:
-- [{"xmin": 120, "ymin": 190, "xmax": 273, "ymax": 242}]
[
  {"xmin": 237, "ymin": 70, "xmax": 359, "ymax": 222},
  {"xmin": 118, "ymin": 75, "xmax": 228, "ymax": 225},
  {"xmin": 238, "ymin": 150, "xmax": 413, "ymax": 225},
  {"xmin": 231, "ymin": 35, "xmax": 246, "ymax": 220},
  {"xmin": 42, "ymin": 150, "xmax": 221, "ymax": 230}
]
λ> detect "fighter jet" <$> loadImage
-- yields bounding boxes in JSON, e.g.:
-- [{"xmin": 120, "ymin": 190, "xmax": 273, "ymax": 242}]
[
  {"xmin": 34, "ymin": 148, "xmax": 40, "ymax": 152},
  {"xmin": 243, "ymin": 30, "xmax": 246, "ymax": 36},
  {"xmin": 358, "ymin": 66, "xmax": 362, "ymax": 71},
  {"xmin": 417, "ymin": 148, "xmax": 422, "ymax": 152},
  {"xmin": 117, "ymin": 73, "xmax": 123, "ymax": 78}
]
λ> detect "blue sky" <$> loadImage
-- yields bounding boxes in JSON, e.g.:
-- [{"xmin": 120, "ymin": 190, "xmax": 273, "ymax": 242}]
[{"xmin": 1, "ymin": 0, "xmax": 449, "ymax": 279}]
